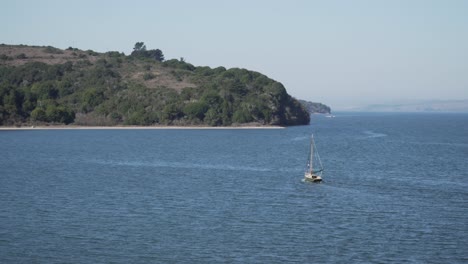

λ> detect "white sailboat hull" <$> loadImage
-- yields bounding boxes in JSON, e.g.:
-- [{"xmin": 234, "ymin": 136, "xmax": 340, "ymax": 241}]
[
  {"xmin": 304, "ymin": 134, "xmax": 323, "ymax": 183},
  {"xmin": 304, "ymin": 172, "xmax": 322, "ymax": 183}
]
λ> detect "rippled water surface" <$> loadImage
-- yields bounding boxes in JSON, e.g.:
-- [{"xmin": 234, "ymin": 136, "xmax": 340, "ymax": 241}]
[{"xmin": 1, "ymin": 113, "xmax": 467, "ymax": 263}]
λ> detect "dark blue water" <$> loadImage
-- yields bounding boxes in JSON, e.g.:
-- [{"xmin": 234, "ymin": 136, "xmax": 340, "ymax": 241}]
[{"xmin": 1, "ymin": 113, "xmax": 467, "ymax": 263}]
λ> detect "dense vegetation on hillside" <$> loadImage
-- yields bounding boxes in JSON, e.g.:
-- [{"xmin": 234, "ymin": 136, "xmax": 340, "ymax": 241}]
[
  {"xmin": 298, "ymin": 100, "xmax": 331, "ymax": 114},
  {"xmin": 0, "ymin": 43, "xmax": 319, "ymax": 126}
]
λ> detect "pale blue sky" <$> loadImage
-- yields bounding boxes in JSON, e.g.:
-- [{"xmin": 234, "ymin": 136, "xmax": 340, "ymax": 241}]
[{"xmin": 2, "ymin": 0, "xmax": 467, "ymax": 109}]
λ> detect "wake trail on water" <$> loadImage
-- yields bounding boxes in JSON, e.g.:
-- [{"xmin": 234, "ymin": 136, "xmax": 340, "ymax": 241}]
[
  {"xmin": 361, "ymin": 130, "xmax": 388, "ymax": 139},
  {"xmin": 291, "ymin": 136, "xmax": 308, "ymax": 141},
  {"xmin": 90, "ymin": 159, "xmax": 303, "ymax": 173}
]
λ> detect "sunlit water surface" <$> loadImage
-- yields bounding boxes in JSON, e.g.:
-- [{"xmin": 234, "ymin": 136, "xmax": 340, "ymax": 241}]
[{"xmin": 1, "ymin": 113, "xmax": 467, "ymax": 263}]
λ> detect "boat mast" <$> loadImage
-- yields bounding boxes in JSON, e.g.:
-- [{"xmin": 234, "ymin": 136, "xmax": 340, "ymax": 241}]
[{"xmin": 310, "ymin": 135, "xmax": 314, "ymax": 173}]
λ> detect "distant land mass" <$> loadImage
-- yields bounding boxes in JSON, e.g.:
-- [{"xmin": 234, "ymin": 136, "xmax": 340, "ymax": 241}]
[
  {"xmin": 353, "ymin": 100, "xmax": 468, "ymax": 113},
  {"xmin": 0, "ymin": 43, "xmax": 319, "ymax": 127},
  {"xmin": 298, "ymin": 100, "xmax": 331, "ymax": 114}
]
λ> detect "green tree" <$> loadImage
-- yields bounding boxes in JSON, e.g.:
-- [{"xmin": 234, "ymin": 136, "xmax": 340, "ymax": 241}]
[
  {"xmin": 131, "ymin": 42, "xmax": 164, "ymax": 61},
  {"xmin": 232, "ymin": 108, "xmax": 253, "ymax": 123},
  {"xmin": 125, "ymin": 109, "xmax": 146, "ymax": 125},
  {"xmin": 133, "ymin": 42, "xmax": 146, "ymax": 52},
  {"xmin": 201, "ymin": 92, "xmax": 222, "ymax": 108},
  {"xmin": 180, "ymin": 87, "xmax": 199, "ymax": 101},
  {"xmin": 81, "ymin": 88, "xmax": 104, "ymax": 112},
  {"xmin": 2, "ymin": 89, "xmax": 23, "ymax": 116},
  {"xmin": 204, "ymin": 108, "xmax": 222, "ymax": 126},
  {"xmin": 30, "ymin": 107, "xmax": 46, "ymax": 121},
  {"xmin": 31, "ymin": 81, "xmax": 59, "ymax": 100},
  {"xmin": 143, "ymin": 73, "xmax": 155, "ymax": 80},
  {"xmin": 183, "ymin": 101, "xmax": 208, "ymax": 120},
  {"xmin": 160, "ymin": 103, "xmax": 182, "ymax": 124},
  {"xmin": 45, "ymin": 104, "xmax": 75, "ymax": 124},
  {"xmin": 147, "ymin": 49, "xmax": 164, "ymax": 62}
]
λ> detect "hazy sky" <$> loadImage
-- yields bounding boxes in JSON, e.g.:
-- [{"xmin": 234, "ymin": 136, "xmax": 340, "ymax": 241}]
[{"xmin": 2, "ymin": 0, "xmax": 467, "ymax": 109}]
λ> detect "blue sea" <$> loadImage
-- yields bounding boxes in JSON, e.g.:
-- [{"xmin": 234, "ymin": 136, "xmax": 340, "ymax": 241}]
[{"xmin": 1, "ymin": 113, "xmax": 467, "ymax": 263}]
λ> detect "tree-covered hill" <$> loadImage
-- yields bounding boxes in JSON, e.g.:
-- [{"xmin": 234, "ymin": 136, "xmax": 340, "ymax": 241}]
[
  {"xmin": 298, "ymin": 100, "xmax": 331, "ymax": 114},
  {"xmin": 0, "ymin": 43, "xmax": 312, "ymax": 126}
]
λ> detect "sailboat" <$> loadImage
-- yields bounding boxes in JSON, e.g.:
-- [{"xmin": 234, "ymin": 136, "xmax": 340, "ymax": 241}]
[{"xmin": 304, "ymin": 134, "xmax": 324, "ymax": 183}]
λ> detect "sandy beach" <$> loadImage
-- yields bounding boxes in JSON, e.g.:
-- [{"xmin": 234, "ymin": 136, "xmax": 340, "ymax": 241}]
[{"xmin": 0, "ymin": 125, "xmax": 285, "ymax": 130}]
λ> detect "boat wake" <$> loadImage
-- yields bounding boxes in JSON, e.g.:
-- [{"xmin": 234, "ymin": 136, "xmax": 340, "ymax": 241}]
[
  {"xmin": 291, "ymin": 136, "xmax": 308, "ymax": 141},
  {"xmin": 91, "ymin": 159, "xmax": 273, "ymax": 172},
  {"xmin": 361, "ymin": 130, "xmax": 387, "ymax": 139},
  {"xmin": 406, "ymin": 141, "xmax": 468, "ymax": 148}
]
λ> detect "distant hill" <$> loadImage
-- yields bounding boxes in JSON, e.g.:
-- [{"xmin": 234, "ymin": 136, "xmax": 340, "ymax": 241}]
[
  {"xmin": 354, "ymin": 100, "xmax": 468, "ymax": 113},
  {"xmin": 298, "ymin": 100, "xmax": 331, "ymax": 114},
  {"xmin": 0, "ymin": 43, "xmax": 311, "ymax": 126}
]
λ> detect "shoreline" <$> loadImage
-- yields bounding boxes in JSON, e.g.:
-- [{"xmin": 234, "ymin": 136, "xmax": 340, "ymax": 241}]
[{"xmin": 0, "ymin": 125, "xmax": 285, "ymax": 130}]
